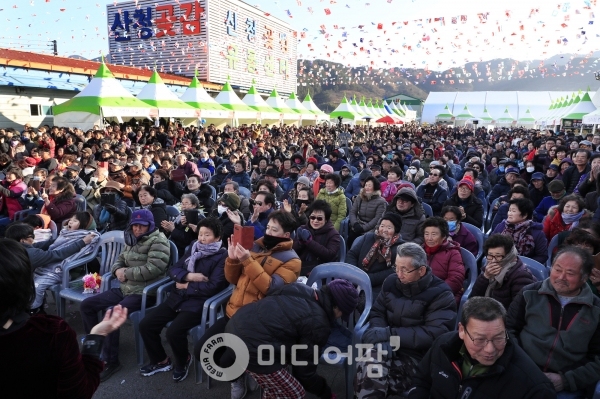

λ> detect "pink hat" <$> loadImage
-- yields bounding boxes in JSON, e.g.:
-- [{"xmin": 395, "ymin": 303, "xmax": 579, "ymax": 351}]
[{"xmin": 320, "ymin": 164, "xmax": 334, "ymax": 174}]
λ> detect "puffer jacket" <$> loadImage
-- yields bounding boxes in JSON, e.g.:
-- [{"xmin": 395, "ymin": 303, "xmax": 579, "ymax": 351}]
[
  {"xmin": 293, "ymin": 220, "xmax": 341, "ymax": 276},
  {"xmin": 0, "ymin": 178, "xmax": 26, "ymax": 219},
  {"xmin": 143, "ymin": 199, "xmax": 168, "ymax": 233},
  {"xmin": 349, "ymin": 189, "xmax": 388, "ymax": 233},
  {"xmin": 224, "ymin": 237, "xmax": 301, "ymax": 318},
  {"xmin": 347, "ymin": 232, "xmax": 403, "ymax": 297},
  {"xmin": 110, "ymin": 228, "xmax": 170, "ymax": 296},
  {"xmin": 44, "ymin": 196, "xmax": 77, "ymax": 226},
  {"xmin": 470, "ymin": 257, "xmax": 536, "ymax": 310},
  {"xmin": 543, "ymin": 206, "xmax": 593, "ymax": 242},
  {"xmin": 443, "ymin": 193, "xmax": 484, "ymax": 229},
  {"xmin": 368, "ymin": 271, "xmax": 456, "ymax": 360},
  {"xmin": 93, "ymin": 197, "xmax": 131, "ymax": 232},
  {"xmin": 492, "ymin": 221, "xmax": 548, "ymax": 264},
  {"xmin": 408, "ymin": 331, "xmax": 557, "ymax": 399},
  {"xmin": 423, "ymin": 240, "xmax": 465, "ymax": 304},
  {"xmin": 386, "ymin": 188, "xmax": 426, "ymax": 244},
  {"xmin": 316, "ymin": 187, "xmax": 346, "ymax": 230},
  {"xmin": 488, "ymin": 177, "xmax": 511, "ymax": 204},
  {"xmin": 166, "ymin": 246, "xmax": 229, "ymax": 313},
  {"xmin": 220, "ymin": 171, "xmax": 251, "ymax": 190},
  {"xmin": 507, "ymin": 279, "xmax": 600, "ymax": 393},
  {"xmin": 225, "ymin": 283, "xmax": 335, "ymax": 397},
  {"xmin": 416, "ymin": 183, "xmax": 448, "ymax": 216},
  {"xmin": 153, "ymin": 180, "xmax": 177, "ymax": 206}
]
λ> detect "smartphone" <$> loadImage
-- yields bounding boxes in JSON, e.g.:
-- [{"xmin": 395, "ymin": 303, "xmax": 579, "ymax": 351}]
[
  {"xmin": 100, "ymin": 193, "xmax": 117, "ymax": 207},
  {"xmin": 184, "ymin": 209, "xmax": 199, "ymax": 225}
]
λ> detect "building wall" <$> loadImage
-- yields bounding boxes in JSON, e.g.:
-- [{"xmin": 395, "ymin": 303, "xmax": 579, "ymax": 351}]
[{"xmin": 0, "ymin": 87, "xmax": 72, "ymax": 130}]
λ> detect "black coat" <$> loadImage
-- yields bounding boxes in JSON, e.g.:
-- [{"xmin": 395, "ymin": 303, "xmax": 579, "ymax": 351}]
[
  {"xmin": 408, "ymin": 331, "xmax": 556, "ymax": 399},
  {"xmin": 443, "ymin": 194, "xmax": 484, "ymax": 228},
  {"xmin": 168, "ymin": 210, "xmax": 204, "ymax": 258},
  {"xmin": 167, "ymin": 247, "xmax": 229, "ymax": 313},
  {"xmin": 225, "ymin": 283, "xmax": 334, "ymax": 397},
  {"xmin": 369, "ymin": 271, "xmax": 456, "ymax": 360},
  {"xmin": 292, "ymin": 220, "xmax": 341, "ymax": 276},
  {"xmin": 147, "ymin": 200, "xmax": 168, "ymax": 233},
  {"xmin": 154, "ymin": 180, "xmax": 177, "ymax": 205}
]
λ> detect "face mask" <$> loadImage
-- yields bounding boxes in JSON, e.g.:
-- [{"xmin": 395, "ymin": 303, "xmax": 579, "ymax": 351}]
[
  {"xmin": 447, "ymin": 221, "xmax": 457, "ymax": 232},
  {"xmin": 22, "ymin": 137, "xmax": 29, "ymax": 143},
  {"xmin": 201, "ymin": 157, "xmax": 208, "ymax": 162},
  {"xmin": 217, "ymin": 205, "xmax": 228, "ymax": 215},
  {"xmin": 262, "ymin": 233, "xmax": 289, "ymax": 249},
  {"xmin": 526, "ymin": 167, "xmax": 535, "ymax": 173},
  {"xmin": 499, "ymin": 166, "xmax": 505, "ymax": 172},
  {"xmin": 319, "ymin": 173, "xmax": 326, "ymax": 179},
  {"xmin": 409, "ymin": 167, "xmax": 417, "ymax": 174},
  {"xmin": 84, "ymin": 168, "xmax": 94, "ymax": 174}
]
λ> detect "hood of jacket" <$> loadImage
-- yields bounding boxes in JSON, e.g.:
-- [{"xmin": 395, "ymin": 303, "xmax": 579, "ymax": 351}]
[
  {"xmin": 124, "ymin": 226, "xmax": 160, "ymax": 247},
  {"xmin": 359, "ymin": 189, "xmax": 382, "ymax": 201}
]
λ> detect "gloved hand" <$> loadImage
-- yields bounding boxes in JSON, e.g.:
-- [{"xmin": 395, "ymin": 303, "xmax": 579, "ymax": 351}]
[
  {"xmin": 104, "ymin": 204, "xmax": 117, "ymax": 214},
  {"xmin": 353, "ymin": 223, "xmax": 364, "ymax": 234},
  {"xmin": 362, "ymin": 326, "xmax": 391, "ymax": 344},
  {"xmin": 297, "ymin": 227, "xmax": 312, "ymax": 243}
]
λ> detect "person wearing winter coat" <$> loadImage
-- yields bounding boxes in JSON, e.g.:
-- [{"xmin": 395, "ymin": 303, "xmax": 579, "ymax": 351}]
[
  {"xmin": 421, "ymin": 217, "xmax": 466, "ymax": 305},
  {"xmin": 40, "ymin": 176, "xmax": 78, "ymax": 226},
  {"xmin": 442, "ymin": 206, "xmax": 478, "ymax": 258},
  {"xmin": 206, "ymin": 192, "xmax": 244, "ymax": 249},
  {"xmin": 347, "ymin": 213, "xmax": 404, "ymax": 298},
  {"xmin": 151, "ymin": 170, "xmax": 177, "ymax": 206},
  {"xmin": 529, "ymin": 172, "xmax": 550, "ymax": 208},
  {"xmin": 225, "ymin": 280, "xmax": 358, "ymax": 399},
  {"xmin": 160, "ymin": 194, "xmax": 204, "ymax": 258},
  {"xmin": 355, "ymin": 242, "xmax": 456, "ymax": 398},
  {"xmin": 174, "ymin": 174, "xmax": 214, "ymax": 212},
  {"xmin": 442, "ymin": 176, "xmax": 484, "ymax": 228},
  {"xmin": 0, "ymin": 167, "xmax": 27, "ymax": 221},
  {"xmin": 220, "ymin": 161, "xmax": 252, "ymax": 190},
  {"xmin": 409, "ymin": 297, "xmax": 556, "ymax": 399},
  {"xmin": 416, "ymin": 165, "xmax": 448, "ymax": 216},
  {"xmin": 380, "ymin": 166, "xmax": 404, "ymax": 203},
  {"xmin": 470, "ymin": 234, "xmax": 536, "ymax": 310},
  {"xmin": 350, "ymin": 148, "xmax": 366, "ymax": 169},
  {"xmin": 174, "ymin": 153, "xmax": 201, "ymax": 179},
  {"xmin": 404, "ymin": 160, "xmax": 426, "ymax": 187},
  {"xmin": 139, "ymin": 217, "xmax": 229, "ymax": 382},
  {"xmin": 312, "ymin": 164, "xmax": 333, "ymax": 199},
  {"xmin": 533, "ymin": 180, "xmax": 566, "ymax": 222},
  {"xmin": 93, "ymin": 181, "xmax": 132, "ymax": 233},
  {"xmin": 420, "ymin": 148, "xmax": 435, "ymax": 172},
  {"xmin": 136, "ymin": 185, "xmax": 168, "ymax": 234},
  {"xmin": 349, "ymin": 176, "xmax": 388, "ymax": 244},
  {"xmin": 80, "ymin": 209, "xmax": 170, "ymax": 382},
  {"xmin": 491, "ymin": 186, "xmax": 531, "ymax": 232},
  {"xmin": 345, "ymin": 169, "xmax": 371, "ymax": 199},
  {"xmin": 492, "ymin": 198, "xmax": 548, "ymax": 264},
  {"xmin": 316, "ymin": 173, "xmax": 346, "ymax": 231},
  {"xmin": 385, "ymin": 188, "xmax": 426, "ymax": 245},
  {"xmin": 543, "ymin": 194, "xmax": 593, "ymax": 242},
  {"xmin": 489, "ymin": 167, "xmax": 520, "ymax": 204},
  {"xmin": 293, "ymin": 200, "xmax": 341, "ymax": 276},
  {"xmin": 339, "ymin": 164, "xmax": 353, "ymax": 189}
]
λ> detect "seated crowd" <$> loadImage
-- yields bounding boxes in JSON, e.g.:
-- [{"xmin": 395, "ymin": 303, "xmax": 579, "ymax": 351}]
[{"xmin": 2, "ymin": 123, "xmax": 600, "ymax": 399}]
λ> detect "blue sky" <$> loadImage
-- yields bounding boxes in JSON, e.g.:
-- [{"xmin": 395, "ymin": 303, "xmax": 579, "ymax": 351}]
[{"xmin": 1, "ymin": 0, "xmax": 598, "ymax": 70}]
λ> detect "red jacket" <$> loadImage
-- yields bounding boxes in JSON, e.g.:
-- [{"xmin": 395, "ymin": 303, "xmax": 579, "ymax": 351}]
[
  {"xmin": 424, "ymin": 240, "xmax": 465, "ymax": 305},
  {"xmin": 0, "ymin": 179, "xmax": 26, "ymax": 219},
  {"xmin": 542, "ymin": 207, "xmax": 592, "ymax": 242}
]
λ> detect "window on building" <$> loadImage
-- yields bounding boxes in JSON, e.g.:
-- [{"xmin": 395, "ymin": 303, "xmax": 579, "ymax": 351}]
[{"xmin": 29, "ymin": 104, "xmax": 52, "ymax": 116}]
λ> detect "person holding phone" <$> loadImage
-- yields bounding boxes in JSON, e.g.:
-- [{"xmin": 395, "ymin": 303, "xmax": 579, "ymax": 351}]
[
  {"xmin": 160, "ymin": 193, "xmax": 204, "ymax": 257},
  {"xmin": 92, "ymin": 181, "xmax": 131, "ymax": 233}
]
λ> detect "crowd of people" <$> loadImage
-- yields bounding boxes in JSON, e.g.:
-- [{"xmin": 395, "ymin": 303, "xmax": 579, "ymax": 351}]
[{"xmin": 1, "ymin": 121, "xmax": 600, "ymax": 399}]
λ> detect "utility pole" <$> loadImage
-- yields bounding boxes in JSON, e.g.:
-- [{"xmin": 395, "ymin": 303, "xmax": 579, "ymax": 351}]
[{"xmin": 50, "ymin": 40, "xmax": 57, "ymax": 56}]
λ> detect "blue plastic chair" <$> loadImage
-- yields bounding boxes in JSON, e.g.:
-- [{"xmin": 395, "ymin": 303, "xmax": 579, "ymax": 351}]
[
  {"xmin": 338, "ymin": 236, "xmax": 347, "ymax": 263},
  {"xmin": 546, "ymin": 235, "xmax": 559, "ymax": 268},
  {"xmin": 13, "ymin": 208, "xmax": 38, "ymax": 221},
  {"xmin": 166, "ymin": 205, "xmax": 180, "ymax": 222},
  {"xmin": 345, "ymin": 197, "xmax": 352, "ymax": 217},
  {"xmin": 49, "ymin": 220, "xmax": 58, "ymax": 240},
  {"xmin": 307, "ymin": 262, "xmax": 372, "ymax": 399},
  {"xmin": 481, "ymin": 199, "xmax": 488, "ymax": 231},
  {"xmin": 58, "ymin": 231, "xmax": 125, "ymax": 317},
  {"xmin": 519, "ymin": 256, "xmax": 549, "ymax": 281},
  {"xmin": 422, "ymin": 202, "xmax": 433, "ymax": 217},
  {"xmin": 461, "ymin": 222, "xmax": 484, "ymax": 262},
  {"xmin": 75, "ymin": 194, "xmax": 87, "ymax": 212},
  {"xmin": 485, "ymin": 198, "xmax": 500, "ymax": 234},
  {"xmin": 198, "ymin": 168, "xmax": 212, "ymax": 182},
  {"xmin": 456, "ymin": 248, "xmax": 478, "ymax": 329},
  {"xmin": 340, "ymin": 216, "xmax": 350, "ymax": 242},
  {"xmin": 207, "ymin": 184, "xmax": 217, "ymax": 202}
]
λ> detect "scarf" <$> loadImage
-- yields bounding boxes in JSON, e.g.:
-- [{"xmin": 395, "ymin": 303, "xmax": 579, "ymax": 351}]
[
  {"xmin": 562, "ymin": 210, "xmax": 585, "ymax": 229},
  {"xmin": 185, "ymin": 240, "xmax": 222, "ymax": 272},
  {"xmin": 484, "ymin": 246, "xmax": 519, "ymax": 297},
  {"xmin": 99, "ymin": 208, "xmax": 111, "ymax": 224},
  {"xmin": 362, "ymin": 234, "xmax": 400, "ymax": 271},
  {"xmin": 424, "ymin": 243, "xmax": 442, "ymax": 256},
  {"xmin": 501, "ymin": 220, "xmax": 535, "ymax": 256}
]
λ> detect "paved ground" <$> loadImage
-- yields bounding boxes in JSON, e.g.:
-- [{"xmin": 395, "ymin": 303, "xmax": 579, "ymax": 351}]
[{"xmin": 52, "ymin": 299, "xmax": 349, "ymax": 399}]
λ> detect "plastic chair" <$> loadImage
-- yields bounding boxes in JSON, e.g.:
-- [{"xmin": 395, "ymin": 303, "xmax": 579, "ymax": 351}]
[
  {"xmin": 14, "ymin": 208, "xmax": 38, "ymax": 221},
  {"xmin": 547, "ymin": 235, "xmax": 559, "ymax": 268},
  {"xmin": 340, "ymin": 216, "xmax": 350, "ymax": 242},
  {"xmin": 58, "ymin": 231, "xmax": 125, "ymax": 317},
  {"xmin": 519, "ymin": 256, "xmax": 549, "ymax": 281},
  {"xmin": 307, "ymin": 262, "xmax": 372, "ymax": 399},
  {"xmin": 48, "ymin": 220, "xmax": 58, "ymax": 240},
  {"xmin": 481, "ymin": 200, "xmax": 488, "ymax": 231},
  {"xmin": 422, "ymin": 202, "xmax": 433, "ymax": 217},
  {"xmin": 485, "ymin": 198, "xmax": 500, "ymax": 233},
  {"xmin": 238, "ymin": 186, "xmax": 251, "ymax": 199},
  {"xmin": 207, "ymin": 184, "xmax": 217, "ymax": 202},
  {"xmin": 345, "ymin": 197, "xmax": 352, "ymax": 217},
  {"xmin": 166, "ymin": 205, "xmax": 180, "ymax": 222},
  {"xmin": 198, "ymin": 168, "xmax": 212, "ymax": 183},
  {"xmin": 461, "ymin": 222, "xmax": 484, "ymax": 262},
  {"xmin": 456, "ymin": 248, "xmax": 478, "ymax": 329},
  {"xmin": 75, "ymin": 194, "xmax": 87, "ymax": 212},
  {"xmin": 337, "ymin": 236, "xmax": 347, "ymax": 262}
]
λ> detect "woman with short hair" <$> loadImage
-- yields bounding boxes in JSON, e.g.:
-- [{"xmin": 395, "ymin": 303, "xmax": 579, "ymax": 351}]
[
  {"xmin": 136, "ymin": 185, "xmax": 168, "ymax": 232},
  {"xmin": 40, "ymin": 176, "xmax": 77, "ymax": 226}
]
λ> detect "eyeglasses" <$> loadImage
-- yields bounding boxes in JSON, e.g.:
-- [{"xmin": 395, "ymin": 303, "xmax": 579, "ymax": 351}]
[
  {"xmin": 310, "ymin": 216, "xmax": 324, "ymax": 221},
  {"xmin": 27, "ymin": 235, "xmax": 35, "ymax": 239},
  {"xmin": 485, "ymin": 254, "xmax": 505, "ymax": 262},
  {"xmin": 464, "ymin": 327, "xmax": 508, "ymax": 348},
  {"xmin": 396, "ymin": 266, "xmax": 421, "ymax": 275},
  {"xmin": 430, "ymin": 173, "xmax": 441, "ymax": 177}
]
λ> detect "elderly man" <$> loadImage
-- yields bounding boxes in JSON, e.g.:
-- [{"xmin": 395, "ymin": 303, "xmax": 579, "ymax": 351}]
[
  {"xmin": 409, "ymin": 297, "xmax": 555, "ymax": 399},
  {"xmin": 354, "ymin": 242, "xmax": 456, "ymax": 398},
  {"xmin": 415, "ymin": 165, "xmax": 448, "ymax": 216},
  {"xmin": 82, "ymin": 167, "xmax": 108, "ymax": 211},
  {"xmin": 507, "ymin": 246, "xmax": 600, "ymax": 398},
  {"xmin": 562, "ymin": 149, "xmax": 591, "ymax": 194},
  {"xmin": 489, "ymin": 166, "xmax": 520, "ymax": 204}
]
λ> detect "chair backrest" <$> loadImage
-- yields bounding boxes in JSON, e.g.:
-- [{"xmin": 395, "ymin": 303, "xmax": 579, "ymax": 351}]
[
  {"xmin": 547, "ymin": 234, "xmax": 559, "ymax": 268},
  {"xmin": 340, "ymin": 216, "xmax": 349, "ymax": 242},
  {"xmin": 238, "ymin": 186, "xmax": 251, "ymax": 199},
  {"xmin": 459, "ymin": 247, "xmax": 478, "ymax": 299},
  {"xmin": 48, "ymin": 220, "xmax": 58, "ymax": 239},
  {"xmin": 345, "ymin": 197, "xmax": 352, "ymax": 217},
  {"xmin": 74, "ymin": 194, "xmax": 87, "ymax": 212},
  {"xmin": 198, "ymin": 168, "xmax": 212, "ymax": 182},
  {"xmin": 166, "ymin": 205, "xmax": 180, "ymax": 222},
  {"xmin": 14, "ymin": 208, "xmax": 38, "ymax": 221},
  {"xmin": 307, "ymin": 262, "xmax": 372, "ymax": 330},
  {"xmin": 168, "ymin": 240, "xmax": 179, "ymax": 267},
  {"xmin": 481, "ymin": 200, "xmax": 488, "ymax": 230},
  {"xmin": 519, "ymin": 256, "xmax": 549, "ymax": 280},
  {"xmin": 337, "ymin": 236, "xmax": 347, "ymax": 262},
  {"xmin": 485, "ymin": 198, "xmax": 500, "ymax": 233},
  {"xmin": 422, "ymin": 202, "xmax": 433, "ymax": 217},
  {"xmin": 98, "ymin": 231, "xmax": 126, "ymax": 275},
  {"xmin": 207, "ymin": 184, "xmax": 217, "ymax": 202},
  {"xmin": 462, "ymin": 222, "xmax": 484, "ymax": 260}
]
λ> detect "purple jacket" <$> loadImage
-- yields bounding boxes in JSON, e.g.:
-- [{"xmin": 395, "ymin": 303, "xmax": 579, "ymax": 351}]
[
  {"xmin": 451, "ymin": 224, "xmax": 478, "ymax": 258},
  {"xmin": 492, "ymin": 221, "xmax": 548, "ymax": 264},
  {"xmin": 177, "ymin": 161, "xmax": 200, "ymax": 178},
  {"xmin": 293, "ymin": 220, "xmax": 341, "ymax": 276}
]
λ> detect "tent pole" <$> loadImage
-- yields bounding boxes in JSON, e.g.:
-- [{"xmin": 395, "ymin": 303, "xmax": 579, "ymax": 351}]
[{"xmin": 593, "ymin": 124, "xmax": 597, "ymax": 135}]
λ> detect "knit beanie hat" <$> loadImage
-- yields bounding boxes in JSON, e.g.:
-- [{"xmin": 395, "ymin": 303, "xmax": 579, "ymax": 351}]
[
  {"xmin": 380, "ymin": 213, "xmax": 403, "ymax": 234},
  {"xmin": 328, "ymin": 279, "xmax": 359, "ymax": 322},
  {"xmin": 410, "ymin": 160, "xmax": 421, "ymax": 169},
  {"xmin": 319, "ymin": 164, "xmax": 334, "ymax": 174},
  {"xmin": 358, "ymin": 169, "xmax": 372, "ymax": 181},
  {"xmin": 458, "ymin": 176, "xmax": 474, "ymax": 192},
  {"xmin": 219, "ymin": 192, "xmax": 241, "ymax": 210}
]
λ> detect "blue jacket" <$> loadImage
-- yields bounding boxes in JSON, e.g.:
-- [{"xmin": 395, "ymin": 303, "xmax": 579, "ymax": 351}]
[
  {"xmin": 488, "ymin": 178, "xmax": 511, "ymax": 204},
  {"xmin": 197, "ymin": 158, "xmax": 215, "ymax": 175},
  {"xmin": 221, "ymin": 171, "xmax": 251, "ymax": 190},
  {"xmin": 491, "ymin": 203, "xmax": 509, "ymax": 231},
  {"xmin": 246, "ymin": 208, "xmax": 273, "ymax": 239},
  {"xmin": 534, "ymin": 196, "xmax": 559, "ymax": 222},
  {"xmin": 326, "ymin": 158, "xmax": 347, "ymax": 172},
  {"xmin": 344, "ymin": 176, "xmax": 362, "ymax": 199}
]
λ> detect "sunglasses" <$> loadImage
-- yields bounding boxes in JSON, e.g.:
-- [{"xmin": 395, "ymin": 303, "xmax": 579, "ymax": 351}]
[
  {"xmin": 310, "ymin": 216, "xmax": 324, "ymax": 221},
  {"xmin": 430, "ymin": 173, "xmax": 441, "ymax": 177}
]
